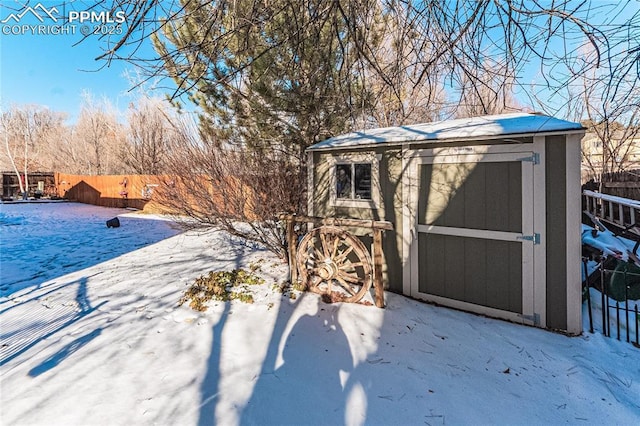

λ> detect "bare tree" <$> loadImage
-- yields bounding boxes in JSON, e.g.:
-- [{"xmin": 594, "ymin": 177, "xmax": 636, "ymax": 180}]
[
  {"xmin": 36, "ymin": 118, "xmax": 71, "ymax": 172},
  {"xmin": 75, "ymin": 92, "xmax": 125, "ymax": 175},
  {"xmin": 579, "ymin": 87, "xmax": 640, "ymax": 186},
  {"xmin": 153, "ymin": 115, "xmax": 305, "ymax": 261},
  {"xmin": 0, "ymin": 105, "xmax": 64, "ymax": 198},
  {"xmin": 453, "ymin": 59, "xmax": 524, "ymax": 118},
  {"xmin": 50, "ymin": 125, "xmax": 86, "ymax": 174},
  {"xmin": 542, "ymin": 42, "xmax": 640, "ymax": 186},
  {"xmin": 78, "ymin": 1, "xmax": 639, "ymax": 134},
  {"xmin": 361, "ymin": 2, "xmax": 449, "ymax": 126},
  {"xmin": 73, "ymin": 0, "xmax": 640, "ymax": 251},
  {"xmin": 124, "ymin": 96, "xmax": 175, "ymax": 174}
]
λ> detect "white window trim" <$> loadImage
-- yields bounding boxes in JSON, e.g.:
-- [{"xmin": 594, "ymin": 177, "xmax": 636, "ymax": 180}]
[{"xmin": 328, "ymin": 152, "xmax": 381, "ymax": 209}]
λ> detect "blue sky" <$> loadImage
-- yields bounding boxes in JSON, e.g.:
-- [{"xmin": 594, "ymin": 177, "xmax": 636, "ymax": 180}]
[
  {"xmin": 0, "ymin": 0, "xmax": 161, "ymax": 122},
  {"xmin": 1, "ymin": 1, "xmax": 638, "ymax": 124},
  {"xmin": 0, "ymin": 31, "xmax": 137, "ymax": 122}
]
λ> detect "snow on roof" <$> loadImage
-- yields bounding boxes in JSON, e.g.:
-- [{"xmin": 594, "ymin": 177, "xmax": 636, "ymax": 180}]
[{"xmin": 308, "ymin": 113, "xmax": 584, "ymax": 151}]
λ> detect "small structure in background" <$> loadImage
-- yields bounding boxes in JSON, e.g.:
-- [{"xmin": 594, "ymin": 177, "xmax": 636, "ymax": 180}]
[
  {"xmin": 1, "ymin": 171, "xmax": 56, "ymax": 200},
  {"xmin": 306, "ymin": 112, "xmax": 585, "ymax": 334}
]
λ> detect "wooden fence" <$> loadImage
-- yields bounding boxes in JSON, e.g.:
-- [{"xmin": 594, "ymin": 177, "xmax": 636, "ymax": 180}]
[
  {"xmin": 601, "ymin": 170, "xmax": 640, "ymax": 200},
  {"xmin": 56, "ymin": 173, "xmax": 163, "ymax": 211},
  {"xmin": 54, "ymin": 173, "xmax": 255, "ymax": 217}
]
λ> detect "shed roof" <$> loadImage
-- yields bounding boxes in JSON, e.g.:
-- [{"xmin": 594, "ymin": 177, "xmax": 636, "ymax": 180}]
[{"xmin": 308, "ymin": 113, "xmax": 584, "ymax": 151}]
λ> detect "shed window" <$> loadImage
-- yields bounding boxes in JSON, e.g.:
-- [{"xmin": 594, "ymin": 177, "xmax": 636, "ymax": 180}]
[{"xmin": 336, "ymin": 163, "xmax": 371, "ymax": 200}]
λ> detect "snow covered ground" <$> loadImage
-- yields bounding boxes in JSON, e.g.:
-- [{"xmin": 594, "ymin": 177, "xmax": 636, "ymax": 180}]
[{"xmin": 1, "ymin": 202, "xmax": 639, "ymax": 425}]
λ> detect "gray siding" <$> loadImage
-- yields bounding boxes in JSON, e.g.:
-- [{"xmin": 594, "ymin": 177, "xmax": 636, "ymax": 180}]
[
  {"xmin": 545, "ymin": 136, "xmax": 568, "ymax": 330},
  {"xmin": 418, "ymin": 234, "xmax": 522, "ymax": 313},
  {"xmin": 380, "ymin": 150, "xmax": 404, "ymax": 293},
  {"xmin": 311, "ymin": 149, "xmax": 404, "ymax": 293},
  {"xmin": 416, "ymin": 160, "xmax": 524, "ymax": 314},
  {"xmin": 418, "ymin": 162, "xmax": 522, "ymax": 232},
  {"xmin": 311, "ymin": 151, "xmax": 331, "ymax": 217},
  {"xmin": 308, "ymin": 129, "xmax": 582, "ymax": 333}
]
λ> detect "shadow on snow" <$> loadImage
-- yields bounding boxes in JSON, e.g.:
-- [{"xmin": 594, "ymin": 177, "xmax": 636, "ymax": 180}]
[{"xmin": 0, "ymin": 202, "xmax": 181, "ymax": 298}]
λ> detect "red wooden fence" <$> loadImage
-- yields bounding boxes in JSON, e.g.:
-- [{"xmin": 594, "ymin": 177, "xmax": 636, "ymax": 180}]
[{"xmin": 56, "ymin": 173, "xmax": 163, "ymax": 211}]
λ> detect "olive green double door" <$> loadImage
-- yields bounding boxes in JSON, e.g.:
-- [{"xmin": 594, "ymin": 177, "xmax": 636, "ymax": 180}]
[{"xmin": 409, "ymin": 148, "xmax": 537, "ymax": 325}]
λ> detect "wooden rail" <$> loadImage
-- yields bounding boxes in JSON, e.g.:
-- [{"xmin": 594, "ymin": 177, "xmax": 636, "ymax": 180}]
[
  {"xmin": 280, "ymin": 214, "xmax": 393, "ymax": 308},
  {"xmin": 583, "ymin": 190, "xmax": 640, "ymax": 237}
]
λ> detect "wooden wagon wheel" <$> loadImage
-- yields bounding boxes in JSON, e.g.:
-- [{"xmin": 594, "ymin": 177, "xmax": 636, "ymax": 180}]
[{"xmin": 296, "ymin": 226, "xmax": 373, "ymax": 303}]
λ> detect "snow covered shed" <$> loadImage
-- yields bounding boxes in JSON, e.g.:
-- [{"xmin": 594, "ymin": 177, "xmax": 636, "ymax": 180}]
[{"xmin": 306, "ymin": 113, "xmax": 585, "ymax": 334}]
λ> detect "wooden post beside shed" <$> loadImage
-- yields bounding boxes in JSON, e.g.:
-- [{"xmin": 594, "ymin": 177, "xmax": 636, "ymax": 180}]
[{"xmin": 281, "ymin": 214, "xmax": 392, "ymax": 307}]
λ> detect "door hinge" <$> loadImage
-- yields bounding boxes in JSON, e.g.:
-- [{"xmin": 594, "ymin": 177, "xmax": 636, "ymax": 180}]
[
  {"xmin": 517, "ymin": 233, "xmax": 540, "ymax": 244},
  {"xmin": 518, "ymin": 152, "xmax": 540, "ymax": 164},
  {"xmin": 520, "ymin": 313, "xmax": 540, "ymax": 325}
]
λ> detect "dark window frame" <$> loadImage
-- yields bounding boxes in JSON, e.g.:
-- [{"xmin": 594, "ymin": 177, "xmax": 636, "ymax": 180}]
[{"xmin": 335, "ymin": 162, "xmax": 372, "ymax": 200}]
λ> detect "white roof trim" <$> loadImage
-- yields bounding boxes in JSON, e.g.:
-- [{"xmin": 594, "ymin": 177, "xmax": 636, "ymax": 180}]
[{"xmin": 308, "ymin": 113, "xmax": 584, "ymax": 151}]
